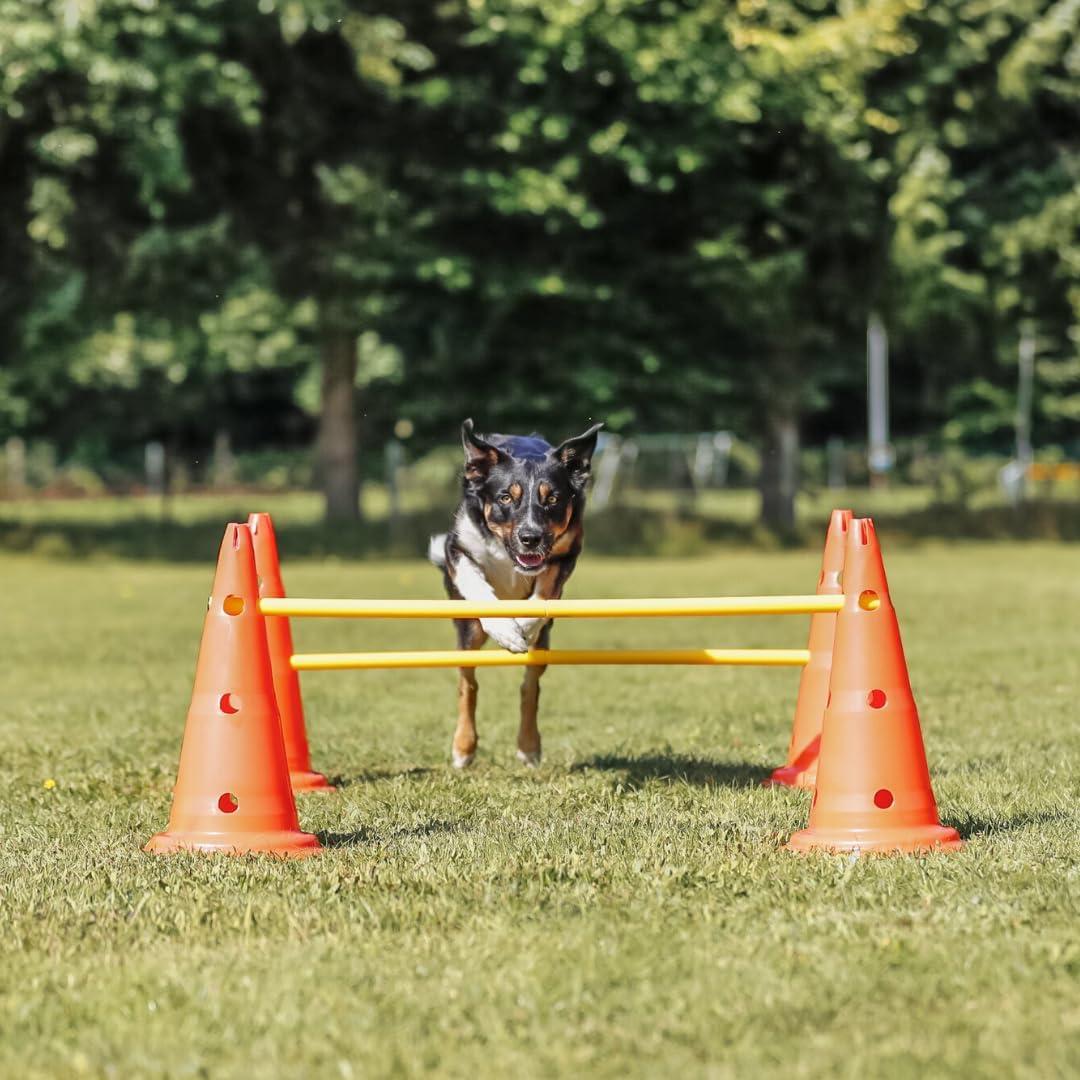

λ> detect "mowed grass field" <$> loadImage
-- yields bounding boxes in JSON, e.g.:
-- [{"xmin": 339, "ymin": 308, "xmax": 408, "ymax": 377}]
[{"xmin": 1, "ymin": 537, "xmax": 1078, "ymax": 1078}]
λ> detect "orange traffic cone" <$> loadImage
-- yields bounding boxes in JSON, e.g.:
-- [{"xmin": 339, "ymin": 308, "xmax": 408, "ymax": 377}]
[
  {"xmin": 766, "ymin": 508, "xmax": 852, "ymax": 789},
  {"xmin": 787, "ymin": 518, "xmax": 962, "ymax": 854},
  {"xmin": 248, "ymin": 512, "xmax": 333, "ymax": 793},
  {"xmin": 145, "ymin": 523, "xmax": 321, "ymax": 857}
]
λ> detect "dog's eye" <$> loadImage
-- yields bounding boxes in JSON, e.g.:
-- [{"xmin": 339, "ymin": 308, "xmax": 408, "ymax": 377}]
[
  {"xmin": 545, "ymin": 494, "xmax": 559, "ymax": 506},
  {"xmin": 497, "ymin": 492, "xmax": 513, "ymax": 505}
]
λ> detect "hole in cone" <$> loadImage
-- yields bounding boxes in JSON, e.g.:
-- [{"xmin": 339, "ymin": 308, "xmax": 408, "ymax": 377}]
[
  {"xmin": 223, "ymin": 595, "xmax": 245, "ymax": 616},
  {"xmin": 218, "ymin": 792, "xmax": 239, "ymax": 813},
  {"xmin": 867, "ymin": 689, "xmax": 887, "ymax": 709},
  {"xmin": 874, "ymin": 789, "xmax": 893, "ymax": 809},
  {"xmin": 219, "ymin": 693, "xmax": 241, "ymax": 715},
  {"xmin": 859, "ymin": 590, "xmax": 880, "ymax": 611}
]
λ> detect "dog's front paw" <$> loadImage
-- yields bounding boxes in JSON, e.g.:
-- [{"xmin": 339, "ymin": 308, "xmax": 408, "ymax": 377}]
[
  {"xmin": 481, "ymin": 617, "xmax": 529, "ymax": 653},
  {"xmin": 515, "ymin": 617, "xmax": 548, "ymax": 647}
]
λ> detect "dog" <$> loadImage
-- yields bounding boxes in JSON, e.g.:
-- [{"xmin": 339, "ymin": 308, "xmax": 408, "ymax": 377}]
[{"xmin": 429, "ymin": 419, "xmax": 603, "ymax": 768}]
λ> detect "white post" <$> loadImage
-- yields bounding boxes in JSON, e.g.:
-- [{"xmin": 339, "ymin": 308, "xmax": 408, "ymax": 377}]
[
  {"xmin": 867, "ymin": 311, "xmax": 892, "ymax": 487},
  {"xmin": 385, "ymin": 439, "xmax": 404, "ymax": 527},
  {"xmin": 4, "ymin": 436, "xmax": 26, "ymax": 493},
  {"xmin": 145, "ymin": 442, "xmax": 166, "ymax": 496},
  {"xmin": 1016, "ymin": 322, "xmax": 1036, "ymax": 500}
]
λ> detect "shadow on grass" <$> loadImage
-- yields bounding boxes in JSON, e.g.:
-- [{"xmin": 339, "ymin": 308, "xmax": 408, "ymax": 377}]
[
  {"xmin": 571, "ymin": 752, "xmax": 769, "ymax": 790},
  {"xmin": 326, "ymin": 766, "xmax": 434, "ymax": 789},
  {"xmin": 318, "ymin": 818, "xmax": 465, "ymax": 849},
  {"xmin": 3, "ymin": 499, "xmax": 1078, "ymax": 562},
  {"xmin": 0, "ymin": 508, "xmax": 449, "ymax": 563},
  {"xmin": 949, "ymin": 808, "xmax": 1073, "ymax": 839}
]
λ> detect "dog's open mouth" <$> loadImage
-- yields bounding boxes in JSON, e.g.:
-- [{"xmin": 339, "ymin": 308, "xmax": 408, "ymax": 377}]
[{"xmin": 511, "ymin": 551, "xmax": 545, "ymax": 571}]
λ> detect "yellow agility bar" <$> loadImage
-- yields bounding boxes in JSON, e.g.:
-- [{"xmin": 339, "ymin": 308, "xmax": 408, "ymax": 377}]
[
  {"xmin": 291, "ymin": 647, "xmax": 811, "ymax": 671},
  {"xmin": 262, "ymin": 595, "xmax": 843, "ymax": 620}
]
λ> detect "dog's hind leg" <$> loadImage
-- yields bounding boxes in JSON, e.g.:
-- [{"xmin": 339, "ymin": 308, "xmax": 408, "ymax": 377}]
[
  {"xmin": 517, "ymin": 621, "xmax": 551, "ymax": 767},
  {"xmin": 452, "ymin": 618, "xmax": 486, "ymax": 769}
]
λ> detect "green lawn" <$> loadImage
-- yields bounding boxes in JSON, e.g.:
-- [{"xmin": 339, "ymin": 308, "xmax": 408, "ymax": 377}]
[{"xmin": 1, "ymin": 538, "xmax": 1077, "ymax": 1078}]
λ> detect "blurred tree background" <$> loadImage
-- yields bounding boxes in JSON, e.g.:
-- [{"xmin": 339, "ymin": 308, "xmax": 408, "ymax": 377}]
[{"xmin": 1, "ymin": 0, "xmax": 1077, "ymax": 529}]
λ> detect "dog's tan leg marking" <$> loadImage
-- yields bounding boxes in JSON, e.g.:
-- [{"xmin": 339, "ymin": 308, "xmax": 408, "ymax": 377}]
[
  {"xmin": 453, "ymin": 666, "xmax": 480, "ymax": 769},
  {"xmin": 515, "ymin": 569, "xmax": 563, "ymax": 767},
  {"xmin": 452, "ymin": 618, "xmax": 486, "ymax": 768},
  {"xmin": 517, "ymin": 663, "xmax": 546, "ymax": 767}
]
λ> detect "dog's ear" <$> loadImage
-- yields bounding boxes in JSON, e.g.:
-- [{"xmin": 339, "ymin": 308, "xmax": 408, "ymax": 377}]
[
  {"xmin": 553, "ymin": 422, "xmax": 604, "ymax": 491},
  {"xmin": 461, "ymin": 419, "xmax": 504, "ymax": 486}
]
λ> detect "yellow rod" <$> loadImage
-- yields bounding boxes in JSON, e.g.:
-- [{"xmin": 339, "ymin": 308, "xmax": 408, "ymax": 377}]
[
  {"xmin": 290, "ymin": 648, "xmax": 811, "ymax": 671},
  {"xmin": 262, "ymin": 595, "xmax": 843, "ymax": 619}
]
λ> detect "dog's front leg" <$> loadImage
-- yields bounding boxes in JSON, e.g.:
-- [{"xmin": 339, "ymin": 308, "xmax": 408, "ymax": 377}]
[
  {"xmin": 454, "ymin": 558, "xmax": 529, "ymax": 652},
  {"xmin": 452, "ymin": 618, "xmax": 486, "ymax": 769},
  {"xmin": 514, "ymin": 615, "xmax": 549, "ymax": 648},
  {"xmin": 517, "ymin": 621, "xmax": 551, "ymax": 767}
]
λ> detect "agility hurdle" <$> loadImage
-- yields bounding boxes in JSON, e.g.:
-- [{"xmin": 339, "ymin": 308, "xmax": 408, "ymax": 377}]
[
  {"xmin": 145, "ymin": 509, "xmax": 962, "ymax": 858},
  {"xmin": 290, "ymin": 647, "xmax": 813, "ymax": 671},
  {"xmin": 260, "ymin": 594, "xmax": 842, "ymax": 670}
]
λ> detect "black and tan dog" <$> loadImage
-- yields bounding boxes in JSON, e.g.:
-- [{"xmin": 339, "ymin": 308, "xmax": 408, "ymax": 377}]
[{"xmin": 429, "ymin": 419, "xmax": 603, "ymax": 768}]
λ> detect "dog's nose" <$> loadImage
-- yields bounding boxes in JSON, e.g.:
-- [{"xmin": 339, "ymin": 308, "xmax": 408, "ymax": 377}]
[{"xmin": 518, "ymin": 529, "xmax": 542, "ymax": 549}]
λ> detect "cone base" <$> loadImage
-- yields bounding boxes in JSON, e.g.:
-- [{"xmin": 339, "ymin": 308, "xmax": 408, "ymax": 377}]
[
  {"xmin": 763, "ymin": 763, "xmax": 817, "ymax": 789},
  {"xmin": 290, "ymin": 769, "xmax": 335, "ymax": 793},
  {"xmin": 786, "ymin": 823, "xmax": 963, "ymax": 855},
  {"xmin": 144, "ymin": 829, "xmax": 322, "ymax": 858}
]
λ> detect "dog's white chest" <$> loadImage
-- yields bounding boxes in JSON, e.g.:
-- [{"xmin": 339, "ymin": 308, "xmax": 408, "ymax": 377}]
[
  {"xmin": 450, "ymin": 511, "xmax": 534, "ymax": 600},
  {"xmin": 483, "ymin": 549, "xmax": 534, "ymax": 600}
]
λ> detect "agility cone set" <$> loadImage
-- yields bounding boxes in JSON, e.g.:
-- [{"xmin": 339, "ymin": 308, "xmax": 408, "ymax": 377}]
[
  {"xmin": 786, "ymin": 518, "xmax": 962, "ymax": 854},
  {"xmin": 145, "ymin": 506, "xmax": 959, "ymax": 858},
  {"xmin": 145, "ymin": 523, "xmax": 322, "ymax": 857},
  {"xmin": 248, "ymin": 513, "xmax": 333, "ymax": 793},
  {"xmin": 765, "ymin": 508, "xmax": 851, "ymax": 789}
]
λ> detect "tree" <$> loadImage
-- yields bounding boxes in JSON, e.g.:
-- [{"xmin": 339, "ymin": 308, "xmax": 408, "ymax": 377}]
[
  {"xmin": 385, "ymin": 1, "xmax": 921, "ymax": 528},
  {"xmin": 1, "ymin": 0, "xmax": 430, "ymax": 519}
]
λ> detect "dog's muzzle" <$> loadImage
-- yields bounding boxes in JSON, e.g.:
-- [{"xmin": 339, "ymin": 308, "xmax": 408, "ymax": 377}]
[{"xmin": 511, "ymin": 550, "xmax": 546, "ymax": 571}]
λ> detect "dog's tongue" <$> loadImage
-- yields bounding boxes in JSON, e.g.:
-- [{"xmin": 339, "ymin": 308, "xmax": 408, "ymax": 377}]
[{"xmin": 515, "ymin": 552, "xmax": 544, "ymax": 569}]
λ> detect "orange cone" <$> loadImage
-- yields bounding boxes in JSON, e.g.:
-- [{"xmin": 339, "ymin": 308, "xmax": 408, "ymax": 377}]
[
  {"xmin": 766, "ymin": 508, "xmax": 852, "ymax": 789},
  {"xmin": 787, "ymin": 518, "xmax": 962, "ymax": 854},
  {"xmin": 248, "ymin": 512, "xmax": 333, "ymax": 793},
  {"xmin": 145, "ymin": 523, "xmax": 321, "ymax": 857}
]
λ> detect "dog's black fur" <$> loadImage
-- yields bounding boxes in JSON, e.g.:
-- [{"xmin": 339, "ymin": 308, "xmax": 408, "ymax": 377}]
[{"xmin": 429, "ymin": 419, "xmax": 603, "ymax": 767}]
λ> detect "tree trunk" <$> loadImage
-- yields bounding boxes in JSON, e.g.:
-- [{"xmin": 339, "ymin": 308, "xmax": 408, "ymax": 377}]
[
  {"xmin": 758, "ymin": 403, "xmax": 800, "ymax": 534},
  {"xmin": 317, "ymin": 331, "xmax": 360, "ymax": 521}
]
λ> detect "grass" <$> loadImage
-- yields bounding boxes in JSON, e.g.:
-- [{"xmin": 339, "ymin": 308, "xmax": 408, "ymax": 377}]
[{"xmin": 1, "ymin": 536, "xmax": 1078, "ymax": 1078}]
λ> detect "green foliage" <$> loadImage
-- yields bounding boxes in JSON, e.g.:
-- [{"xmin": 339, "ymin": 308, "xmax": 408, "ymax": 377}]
[{"xmin": 0, "ymin": 0, "xmax": 1077, "ymax": 491}]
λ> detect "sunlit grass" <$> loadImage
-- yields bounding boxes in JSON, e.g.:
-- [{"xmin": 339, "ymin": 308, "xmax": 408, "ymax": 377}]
[{"xmin": 1, "ymin": 542, "xmax": 1077, "ymax": 1077}]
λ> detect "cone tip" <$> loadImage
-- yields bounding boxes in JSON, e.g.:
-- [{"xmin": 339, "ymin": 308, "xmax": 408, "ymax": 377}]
[
  {"xmin": 843, "ymin": 516, "xmax": 890, "ymax": 602},
  {"xmin": 223, "ymin": 521, "xmax": 252, "ymax": 551},
  {"xmin": 211, "ymin": 522, "xmax": 258, "ymax": 600},
  {"xmin": 247, "ymin": 512, "xmax": 274, "ymax": 536},
  {"xmin": 828, "ymin": 508, "xmax": 854, "ymax": 534}
]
